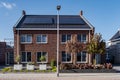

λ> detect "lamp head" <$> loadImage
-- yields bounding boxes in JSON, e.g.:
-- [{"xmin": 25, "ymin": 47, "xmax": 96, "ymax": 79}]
[{"xmin": 57, "ymin": 5, "xmax": 61, "ymax": 10}]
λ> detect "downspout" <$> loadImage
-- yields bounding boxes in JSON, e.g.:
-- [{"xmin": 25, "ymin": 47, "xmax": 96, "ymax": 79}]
[
  {"xmin": 88, "ymin": 30, "xmax": 91, "ymax": 64},
  {"xmin": 17, "ymin": 30, "xmax": 20, "ymax": 60}
]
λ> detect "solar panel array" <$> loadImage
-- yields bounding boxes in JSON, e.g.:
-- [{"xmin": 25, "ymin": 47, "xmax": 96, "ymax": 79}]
[
  {"xmin": 59, "ymin": 17, "xmax": 86, "ymax": 25},
  {"xmin": 22, "ymin": 15, "xmax": 86, "ymax": 25},
  {"xmin": 23, "ymin": 17, "xmax": 53, "ymax": 24}
]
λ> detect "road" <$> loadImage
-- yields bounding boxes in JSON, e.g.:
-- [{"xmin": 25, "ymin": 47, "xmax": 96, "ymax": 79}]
[{"xmin": 0, "ymin": 73, "xmax": 120, "ymax": 80}]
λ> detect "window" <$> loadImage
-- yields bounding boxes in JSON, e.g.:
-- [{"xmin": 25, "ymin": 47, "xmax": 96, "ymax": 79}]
[
  {"xmin": 77, "ymin": 34, "xmax": 87, "ymax": 43},
  {"xmin": 36, "ymin": 35, "xmax": 47, "ymax": 43},
  {"xmin": 82, "ymin": 34, "xmax": 87, "ymax": 42},
  {"xmin": 21, "ymin": 52, "xmax": 31, "ymax": 62},
  {"xmin": 77, "ymin": 51, "xmax": 87, "ymax": 63},
  {"xmin": 62, "ymin": 34, "xmax": 71, "ymax": 43},
  {"xmin": 20, "ymin": 34, "xmax": 32, "ymax": 43},
  {"xmin": 62, "ymin": 51, "xmax": 71, "ymax": 63},
  {"xmin": 36, "ymin": 52, "xmax": 47, "ymax": 63}
]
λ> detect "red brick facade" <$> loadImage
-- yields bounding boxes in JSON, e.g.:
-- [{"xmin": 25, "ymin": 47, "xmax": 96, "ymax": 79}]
[
  {"xmin": 14, "ymin": 30, "xmax": 93, "ymax": 64},
  {"xmin": 0, "ymin": 42, "xmax": 6, "ymax": 64}
]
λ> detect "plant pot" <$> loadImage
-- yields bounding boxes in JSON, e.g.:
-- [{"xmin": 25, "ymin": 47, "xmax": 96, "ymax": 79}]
[
  {"xmin": 27, "ymin": 64, "xmax": 34, "ymax": 70},
  {"xmin": 14, "ymin": 64, "xmax": 22, "ymax": 70},
  {"xmin": 39, "ymin": 64, "xmax": 47, "ymax": 70}
]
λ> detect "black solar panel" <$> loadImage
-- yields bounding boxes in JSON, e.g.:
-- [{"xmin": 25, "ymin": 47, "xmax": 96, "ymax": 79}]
[
  {"xmin": 23, "ymin": 17, "xmax": 53, "ymax": 24},
  {"xmin": 59, "ymin": 17, "xmax": 86, "ymax": 25}
]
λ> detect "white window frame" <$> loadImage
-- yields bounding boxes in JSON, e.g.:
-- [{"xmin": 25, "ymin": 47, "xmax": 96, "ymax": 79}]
[
  {"xmin": 81, "ymin": 34, "xmax": 87, "ymax": 43},
  {"xmin": 36, "ymin": 52, "xmax": 48, "ymax": 63},
  {"xmin": 77, "ymin": 34, "xmax": 87, "ymax": 43},
  {"xmin": 20, "ymin": 34, "xmax": 32, "ymax": 44},
  {"xmin": 61, "ymin": 34, "xmax": 71, "ymax": 44},
  {"xmin": 36, "ymin": 34, "xmax": 48, "ymax": 44},
  {"xmin": 21, "ymin": 52, "xmax": 32, "ymax": 63},
  {"xmin": 61, "ymin": 51, "xmax": 72, "ymax": 63},
  {"xmin": 77, "ymin": 51, "xmax": 87, "ymax": 63}
]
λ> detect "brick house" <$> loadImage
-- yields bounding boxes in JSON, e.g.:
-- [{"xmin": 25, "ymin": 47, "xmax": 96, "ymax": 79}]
[
  {"xmin": 0, "ymin": 42, "xmax": 14, "ymax": 65},
  {"xmin": 13, "ymin": 11, "xmax": 94, "ymax": 65},
  {"xmin": 107, "ymin": 30, "xmax": 120, "ymax": 64}
]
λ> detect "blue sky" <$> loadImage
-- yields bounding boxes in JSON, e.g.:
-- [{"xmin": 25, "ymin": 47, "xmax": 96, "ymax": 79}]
[{"xmin": 0, "ymin": 0, "xmax": 120, "ymax": 42}]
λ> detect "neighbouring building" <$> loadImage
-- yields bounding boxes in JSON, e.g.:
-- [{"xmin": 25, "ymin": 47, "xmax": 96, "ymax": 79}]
[
  {"xmin": 0, "ymin": 42, "xmax": 14, "ymax": 65},
  {"xmin": 107, "ymin": 30, "xmax": 120, "ymax": 64},
  {"xmin": 13, "ymin": 10, "xmax": 95, "ymax": 65}
]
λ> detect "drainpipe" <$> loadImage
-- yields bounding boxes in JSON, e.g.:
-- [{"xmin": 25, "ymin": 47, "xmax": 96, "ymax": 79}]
[
  {"xmin": 88, "ymin": 30, "xmax": 91, "ymax": 64},
  {"xmin": 17, "ymin": 30, "xmax": 19, "ymax": 61}
]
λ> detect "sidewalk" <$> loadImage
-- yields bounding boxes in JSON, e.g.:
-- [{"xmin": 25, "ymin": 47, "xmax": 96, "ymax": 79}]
[{"xmin": 0, "ymin": 73, "xmax": 120, "ymax": 80}]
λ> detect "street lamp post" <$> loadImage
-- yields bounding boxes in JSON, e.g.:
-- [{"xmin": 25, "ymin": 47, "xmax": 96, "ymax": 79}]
[{"xmin": 57, "ymin": 5, "xmax": 61, "ymax": 77}]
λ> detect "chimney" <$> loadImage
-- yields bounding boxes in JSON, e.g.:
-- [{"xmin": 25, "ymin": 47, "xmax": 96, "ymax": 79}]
[
  {"xmin": 22, "ymin": 10, "xmax": 26, "ymax": 15},
  {"xmin": 80, "ymin": 10, "xmax": 83, "ymax": 16}
]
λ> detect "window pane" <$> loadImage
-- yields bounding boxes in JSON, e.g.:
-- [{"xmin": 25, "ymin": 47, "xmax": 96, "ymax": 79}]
[
  {"xmin": 82, "ymin": 34, "xmax": 86, "ymax": 42},
  {"xmin": 82, "ymin": 52, "xmax": 86, "ymax": 62},
  {"xmin": 42, "ymin": 52, "xmax": 47, "ymax": 56},
  {"xmin": 62, "ymin": 51, "xmax": 66, "ymax": 62},
  {"xmin": 62, "ymin": 51, "xmax": 71, "ymax": 62},
  {"xmin": 42, "ymin": 35, "xmax": 47, "ymax": 42},
  {"xmin": 77, "ymin": 34, "xmax": 81, "ymax": 42},
  {"xmin": 67, "ymin": 53, "xmax": 71, "ymax": 61},
  {"xmin": 27, "ymin": 52, "xmax": 31, "ymax": 62},
  {"xmin": 37, "ymin": 52, "xmax": 41, "ymax": 62},
  {"xmin": 42, "ymin": 52, "xmax": 47, "ymax": 61},
  {"xmin": 62, "ymin": 35, "xmax": 66, "ymax": 42},
  {"xmin": 77, "ymin": 52, "xmax": 81, "ymax": 62},
  {"xmin": 21, "ymin": 35, "xmax": 25, "ymax": 42},
  {"xmin": 21, "ymin": 52, "xmax": 26, "ymax": 62},
  {"xmin": 37, "ymin": 35, "xmax": 41, "ymax": 42},
  {"xmin": 27, "ymin": 35, "xmax": 32, "ymax": 42},
  {"xmin": 67, "ymin": 35, "xmax": 71, "ymax": 41}
]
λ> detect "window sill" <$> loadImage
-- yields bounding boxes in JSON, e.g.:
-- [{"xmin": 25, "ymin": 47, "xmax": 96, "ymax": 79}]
[
  {"xmin": 21, "ymin": 42, "xmax": 32, "ymax": 44},
  {"xmin": 76, "ymin": 61, "xmax": 87, "ymax": 63},
  {"xmin": 37, "ymin": 62, "xmax": 47, "ymax": 64},
  {"xmin": 61, "ymin": 61, "xmax": 72, "ymax": 63},
  {"xmin": 21, "ymin": 62, "xmax": 31, "ymax": 63},
  {"xmin": 36, "ymin": 42, "xmax": 48, "ymax": 44},
  {"xmin": 61, "ymin": 42, "xmax": 66, "ymax": 44}
]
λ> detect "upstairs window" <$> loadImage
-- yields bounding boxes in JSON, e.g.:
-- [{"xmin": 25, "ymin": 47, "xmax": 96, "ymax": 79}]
[
  {"xmin": 77, "ymin": 34, "xmax": 87, "ymax": 43},
  {"xmin": 36, "ymin": 35, "xmax": 47, "ymax": 43},
  {"xmin": 62, "ymin": 34, "xmax": 71, "ymax": 43},
  {"xmin": 20, "ymin": 34, "xmax": 32, "ymax": 43}
]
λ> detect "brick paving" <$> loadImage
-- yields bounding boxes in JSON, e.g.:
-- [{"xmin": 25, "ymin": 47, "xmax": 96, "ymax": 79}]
[{"xmin": 0, "ymin": 73, "xmax": 120, "ymax": 80}]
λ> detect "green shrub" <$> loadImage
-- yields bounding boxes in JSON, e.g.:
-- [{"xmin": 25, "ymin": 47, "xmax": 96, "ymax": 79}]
[
  {"xmin": 2, "ymin": 67, "xmax": 12, "ymax": 73},
  {"xmin": 40, "ymin": 56, "xmax": 46, "ymax": 62},
  {"xmin": 15, "ymin": 55, "xmax": 20, "ymax": 64},
  {"xmin": 52, "ymin": 66, "xmax": 56, "ymax": 72},
  {"xmin": 50, "ymin": 59, "xmax": 55, "ymax": 68}
]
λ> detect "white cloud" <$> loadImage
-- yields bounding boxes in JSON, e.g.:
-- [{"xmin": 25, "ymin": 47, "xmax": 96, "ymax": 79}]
[{"xmin": 0, "ymin": 2, "xmax": 16, "ymax": 9}]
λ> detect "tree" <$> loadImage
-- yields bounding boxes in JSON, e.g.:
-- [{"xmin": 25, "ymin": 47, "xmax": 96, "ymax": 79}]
[
  {"xmin": 15, "ymin": 55, "xmax": 20, "ymax": 64},
  {"xmin": 87, "ymin": 33, "xmax": 106, "ymax": 64},
  {"xmin": 65, "ymin": 35, "xmax": 86, "ymax": 65}
]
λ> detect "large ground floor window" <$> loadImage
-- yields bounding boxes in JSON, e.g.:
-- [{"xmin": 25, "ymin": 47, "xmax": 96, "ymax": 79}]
[
  {"xmin": 36, "ymin": 52, "xmax": 47, "ymax": 63},
  {"xmin": 21, "ymin": 52, "xmax": 31, "ymax": 63},
  {"xmin": 77, "ymin": 51, "xmax": 87, "ymax": 63},
  {"xmin": 62, "ymin": 51, "xmax": 71, "ymax": 63}
]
